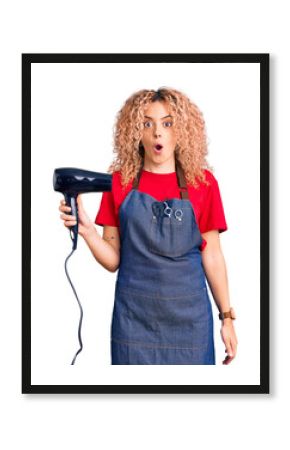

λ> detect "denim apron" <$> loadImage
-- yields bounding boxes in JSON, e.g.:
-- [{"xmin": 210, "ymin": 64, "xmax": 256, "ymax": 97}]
[{"xmin": 111, "ymin": 161, "xmax": 215, "ymax": 364}]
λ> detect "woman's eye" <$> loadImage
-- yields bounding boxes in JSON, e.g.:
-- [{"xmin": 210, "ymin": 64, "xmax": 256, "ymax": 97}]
[{"xmin": 143, "ymin": 121, "xmax": 173, "ymax": 128}]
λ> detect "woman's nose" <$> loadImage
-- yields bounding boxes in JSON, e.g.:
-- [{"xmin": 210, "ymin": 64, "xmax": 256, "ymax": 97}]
[{"xmin": 154, "ymin": 126, "xmax": 162, "ymax": 137}]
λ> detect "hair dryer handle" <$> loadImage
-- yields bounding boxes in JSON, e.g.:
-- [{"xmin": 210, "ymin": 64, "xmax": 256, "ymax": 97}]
[{"xmin": 64, "ymin": 193, "xmax": 79, "ymax": 250}]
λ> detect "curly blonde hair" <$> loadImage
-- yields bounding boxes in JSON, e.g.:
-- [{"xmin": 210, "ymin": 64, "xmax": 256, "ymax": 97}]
[{"xmin": 107, "ymin": 87, "xmax": 213, "ymax": 189}]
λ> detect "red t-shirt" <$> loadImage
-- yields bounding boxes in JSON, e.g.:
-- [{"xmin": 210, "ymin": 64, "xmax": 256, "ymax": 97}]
[{"xmin": 95, "ymin": 168, "xmax": 228, "ymax": 251}]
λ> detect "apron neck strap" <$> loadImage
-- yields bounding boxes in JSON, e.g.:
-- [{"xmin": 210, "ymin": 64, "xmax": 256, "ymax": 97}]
[
  {"xmin": 132, "ymin": 159, "xmax": 144, "ymax": 190},
  {"xmin": 175, "ymin": 158, "xmax": 189, "ymax": 200},
  {"xmin": 132, "ymin": 157, "xmax": 189, "ymax": 200}
]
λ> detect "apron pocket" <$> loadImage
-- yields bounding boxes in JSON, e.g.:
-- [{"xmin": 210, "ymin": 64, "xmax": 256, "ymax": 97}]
[
  {"xmin": 111, "ymin": 286, "xmax": 211, "ymax": 353},
  {"xmin": 149, "ymin": 207, "xmax": 201, "ymax": 258}
]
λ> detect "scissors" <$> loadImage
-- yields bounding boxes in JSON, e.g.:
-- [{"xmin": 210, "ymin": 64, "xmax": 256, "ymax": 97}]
[
  {"xmin": 174, "ymin": 209, "xmax": 183, "ymax": 221},
  {"xmin": 163, "ymin": 201, "xmax": 173, "ymax": 218}
]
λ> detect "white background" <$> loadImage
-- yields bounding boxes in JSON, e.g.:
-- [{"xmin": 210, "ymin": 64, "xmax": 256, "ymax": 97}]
[
  {"xmin": 31, "ymin": 62, "xmax": 259, "ymax": 385},
  {"xmin": 1, "ymin": 1, "xmax": 286, "ymax": 449}
]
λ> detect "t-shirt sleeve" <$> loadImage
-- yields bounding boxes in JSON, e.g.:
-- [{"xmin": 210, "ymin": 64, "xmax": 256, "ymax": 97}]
[
  {"xmin": 199, "ymin": 172, "xmax": 228, "ymax": 234},
  {"xmin": 95, "ymin": 191, "xmax": 119, "ymax": 227}
]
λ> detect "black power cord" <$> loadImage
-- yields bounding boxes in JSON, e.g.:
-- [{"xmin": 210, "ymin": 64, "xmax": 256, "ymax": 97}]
[{"xmin": 64, "ymin": 246, "xmax": 84, "ymax": 365}]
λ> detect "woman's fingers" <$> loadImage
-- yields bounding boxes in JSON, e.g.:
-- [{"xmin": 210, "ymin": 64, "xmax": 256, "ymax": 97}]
[
  {"xmin": 59, "ymin": 199, "xmax": 76, "ymax": 224},
  {"xmin": 227, "ymin": 341, "xmax": 233, "ymax": 357},
  {"xmin": 58, "ymin": 195, "xmax": 90, "ymax": 232},
  {"xmin": 63, "ymin": 219, "xmax": 77, "ymax": 226},
  {"xmin": 220, "ymin": 323, "xmax": 238, "ymax": 365},
  {"xmin": 61, "ymin": 215, "xmax": 76, "ymax": 221},
  {"xmin": 59, "ymin": 200, "xmax": 71, "ymax": 212},
  {"xmin": 222, "ymin": 339, "xmax": 237, "ymax": 364},
  {"xmin": 59, "ymin": 195, "xmax": 83, "ymax": 212},
  {"xmin": 64, "ymin": 221, "xmax": 77, "ymax": 227},
  {"xmin": 60, "ymin": 212, "xmax": 76, "ymax": 221},
  {"xmin": 224, "ymin": 342, "xmax": 233, "ymax": 359}
]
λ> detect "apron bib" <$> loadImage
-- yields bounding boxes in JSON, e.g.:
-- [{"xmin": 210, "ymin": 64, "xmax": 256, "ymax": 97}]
[{"xmin": 111, "ymin": 161, "xmax": 215, "ymax": 365}]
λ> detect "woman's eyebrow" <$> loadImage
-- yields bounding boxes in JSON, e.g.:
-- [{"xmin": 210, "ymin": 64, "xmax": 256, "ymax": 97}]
[{"xmin": 144, "ymin": 115, "xmax": 173, "ymax": 120}]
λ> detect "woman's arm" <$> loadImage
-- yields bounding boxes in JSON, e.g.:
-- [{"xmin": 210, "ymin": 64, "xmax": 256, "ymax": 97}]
[
  {"xmin": 201, "ymin": 230, "xmax": 231, "ymax": 314},
  {"xmin": 82, "ymin": 225, "xmax": 120, "ymax": 273},
  {"xmin": 59, "ymin": 194, "xmax": 120, "ymax": 273},
  {"xmin": 201, "ymin": 230, "xmax": 238, "ymax": 364}
]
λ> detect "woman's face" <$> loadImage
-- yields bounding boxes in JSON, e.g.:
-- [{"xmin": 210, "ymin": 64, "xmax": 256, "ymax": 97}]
[{"xmin": 140, "ymin": 101, "xmax": 177, "ymax": 171}]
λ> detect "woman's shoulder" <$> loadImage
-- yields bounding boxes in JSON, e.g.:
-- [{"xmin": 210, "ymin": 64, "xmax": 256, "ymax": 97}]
[
  {"xmin": 109, "ymin": 170, "xmax": 121, "ymax": 185},
  {"xmin": 111, "ymin": 170, "xmax": 121, "ymax": 181},
  {"xmin": 195, "ymin": 168, "xmax": 218, "ymax": 189},
  {"xmin": 111, "ymin": 170, "xmax": 128, "ymax": 185},
  {"xmin": 111, "ymin": 170, "xmax": 133, "ymax": 196}
]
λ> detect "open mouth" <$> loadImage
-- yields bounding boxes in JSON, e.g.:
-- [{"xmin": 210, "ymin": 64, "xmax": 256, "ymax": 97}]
[{"xmin": 154, "ymin": 144, "xmax": 163, "ymax": 152}]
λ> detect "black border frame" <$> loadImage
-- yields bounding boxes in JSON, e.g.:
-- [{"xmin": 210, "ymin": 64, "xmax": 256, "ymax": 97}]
[{"xmin": 22, "ymin": 53, "xmax": 269, "ymax": 394}]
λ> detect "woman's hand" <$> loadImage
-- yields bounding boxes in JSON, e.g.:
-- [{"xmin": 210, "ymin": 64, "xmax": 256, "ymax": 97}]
[
  {"xmin": 58, "ymin": 194, "xmax": 95, "ymax": 238},
  {"xmin": 220, "ymin": 320, "xmax": 238, "ymax": 365}
]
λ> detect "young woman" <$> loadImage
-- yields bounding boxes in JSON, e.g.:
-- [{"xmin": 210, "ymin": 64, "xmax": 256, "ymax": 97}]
[{"xmin": 59, "ymin": 87, "xmax": 238, "ymax": 365}]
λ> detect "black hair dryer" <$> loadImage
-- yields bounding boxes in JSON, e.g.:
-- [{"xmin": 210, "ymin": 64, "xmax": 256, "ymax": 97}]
[
  {"xmin": 53, "ymin": 168, "xmax": 112, "ymax": 364},
  {"xmin": 53, "ymin": 168, "xmax": 112, "ymax": 250}
]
